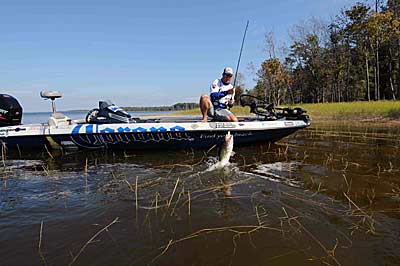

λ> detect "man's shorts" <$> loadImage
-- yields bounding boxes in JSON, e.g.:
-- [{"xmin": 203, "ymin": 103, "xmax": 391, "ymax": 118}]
[{"xmin": 207, "ymin": 106, "xmax": 233, "ymax": 121}]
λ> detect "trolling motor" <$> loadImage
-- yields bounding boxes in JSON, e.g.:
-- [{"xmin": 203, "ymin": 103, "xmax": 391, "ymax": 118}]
[
  {"xmin": 239, "ymin": 94, "xmax": 309, "ymax": 122},
  {"xmin": 86, "ymin": 100, "xmax": 135, "ymax": 124}
]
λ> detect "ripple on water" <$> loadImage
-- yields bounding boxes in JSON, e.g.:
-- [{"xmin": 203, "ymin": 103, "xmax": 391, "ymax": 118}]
[{"xmin": 248, "ymin": 161, "xmax": 303, "ymax": 188}]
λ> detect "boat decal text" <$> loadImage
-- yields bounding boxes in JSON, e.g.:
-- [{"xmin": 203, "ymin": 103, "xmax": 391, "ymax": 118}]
[
  {"xmin": 284, "ymin": 122, "xmax": 294, "ymax": 126},
  {"xmin": 70, "ymin": 131, "xmax": 192, "ymax": 148},
  {"xmin": 209, "ymin": 122, "xmax": 236, "ymax": 129},
  {"xmin": 71, "ymin": 124, "xmax": 186, "ymax": 134},
  {"xmin": 199, "ymin": 131, "xmax": 253, "ymax": 139}
]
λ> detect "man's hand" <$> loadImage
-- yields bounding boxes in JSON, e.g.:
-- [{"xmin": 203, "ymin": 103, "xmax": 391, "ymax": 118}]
[
  {"xmin": 227, "ymin": 99, "xmax": 235, "ymax": 108},
  {"xmin": 228, "ymin": 88, "xmax": 235, "ymax": 94}
]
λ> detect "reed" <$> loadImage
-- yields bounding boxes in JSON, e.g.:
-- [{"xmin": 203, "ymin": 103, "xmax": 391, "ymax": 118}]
[
  {"xmin": 149, "ymin": 223, "xmax": 283, "ymax": 265},
  {"xmin": 291, "ymin": 217, "xmax": 342, "ymax": 266},
  {"xmin": 67, "ymin": 217, "xmax": 119, "ymax": 266},
  {"xmin": 1, "ymin": 142, "xmax": 6, "ymax": 168},
  {"xmin": 170, "ymin": 186, "xmax": 185, "ymax": 216},
  {"xmin": 38, "ymin": 220, "xmax": 44, "ymax": 251},
  {"xmin": 38, "ymin": 220, "xmax": 47, "ymax": 266},
  {"xmin": 16, "ymin": 144, "xmax": 21, "ymax": 158},
  {"xmin": 44, "ymin": 144, "xmax": 54, "ymax": 160},
  {"xmin": 187, "ymin": 190, "xmax": 191, "ymax": 217},
  {"xmin": 343, "ymin": 192, "xmax": 378, "ymax": 235},
  {"xmin": 155, "ymin": 192, "xmax": 159, "ymax": 215},
  {"xmin": 135, "ymin": 176, "xmax": 139, "ymax": 213},
  {"xmin": 85, "ymin": 158, "xmax": 89, "ymax": 192},
  {"xmin": 41, "ymin": 164, "xmax": 50, "ymax": 176},
  {"xmin": 167, "ymin": 178, "xmax": 180, "ymax": 208}
]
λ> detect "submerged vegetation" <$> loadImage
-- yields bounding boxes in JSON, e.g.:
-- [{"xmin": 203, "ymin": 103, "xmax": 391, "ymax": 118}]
[{"xmin": 1, "ymin": 120, "xmax": 399, "ymax": 265}]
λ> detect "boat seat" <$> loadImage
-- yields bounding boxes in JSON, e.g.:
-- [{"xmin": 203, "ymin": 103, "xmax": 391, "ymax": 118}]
[
  {"xmin": 48, "ymin": 112, "xmax": 71, "ymax": 126},
  {"xmin": 73, "ymin": 119, "xmax": 87, "ymax": 124},
  {"xmin": 51, "ymin": 112, "xmax": 66, "ymax": 119},
  {"xmin": 40, "ymin": 90, "xmax": 62, "ymax": 100}
]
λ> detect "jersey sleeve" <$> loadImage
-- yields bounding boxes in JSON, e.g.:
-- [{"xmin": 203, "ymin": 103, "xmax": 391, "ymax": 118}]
[{"xmin": 209, "ymin": 79, "xmax": 219, "ymax": 93}]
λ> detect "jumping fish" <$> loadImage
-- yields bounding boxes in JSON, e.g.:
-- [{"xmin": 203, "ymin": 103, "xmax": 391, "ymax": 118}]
[
  {"xmin": 218, "ymin": 131, "xmax": 234, "ymax": 167},
  {"xmin": 205, "ymin": 131, "xmax": 234, "ymax": 171}
]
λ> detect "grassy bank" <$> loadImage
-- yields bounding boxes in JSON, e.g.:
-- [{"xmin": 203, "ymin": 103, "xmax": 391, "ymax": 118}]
[
  {"xmin": 298, "ymin": 100, "xmax": 400, "ymax": 120},
  {"xmin": 173, "ymin": 100, "xmax": 400, "ymax": 120}
]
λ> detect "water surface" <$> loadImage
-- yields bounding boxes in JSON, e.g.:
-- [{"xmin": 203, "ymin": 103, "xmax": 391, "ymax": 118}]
[
  {"xmin": 1, "ymin": 120, "xmax": 399, "ymax": 266},
  {"xmin": 22, "ymin": 110, "xmax": 171, "ymax": 124}
]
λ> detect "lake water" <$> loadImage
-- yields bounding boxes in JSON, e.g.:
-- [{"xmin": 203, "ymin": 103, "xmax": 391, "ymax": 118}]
[
  {"xmin": 22, "ymin": 110, "xmax": 172, "ymax": 124},
  {"xmin": 0, "ymin": 119, "xmax": 399, "ymax": 266}
]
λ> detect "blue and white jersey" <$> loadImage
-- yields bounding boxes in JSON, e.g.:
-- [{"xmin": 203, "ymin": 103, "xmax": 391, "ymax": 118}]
[{"xmin": 209, "ymin": 78, "xmax": 234, "ymax": 109}]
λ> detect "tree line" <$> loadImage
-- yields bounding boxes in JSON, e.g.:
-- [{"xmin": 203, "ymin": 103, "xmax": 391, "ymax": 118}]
[
  {"xmin": 246, "ymin": 0, "xmax": 400, "ymax": 105},
  {"xmin": 123, "ymin": 102, "xmax": 199, "ymax": 112}
]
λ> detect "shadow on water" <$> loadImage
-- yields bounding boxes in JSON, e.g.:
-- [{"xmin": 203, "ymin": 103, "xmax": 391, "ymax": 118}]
[{"xmin": 1, "ymin": 121, "xmax": 400, "ymax": 265}]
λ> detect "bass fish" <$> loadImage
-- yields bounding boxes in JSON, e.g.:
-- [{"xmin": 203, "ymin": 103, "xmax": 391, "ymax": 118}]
[
  {"xmin": 218, "ymin": 131, "xmax": 234, "ymax": 167},
  {"xmin": 206, "ymin": 131, "xmax": 234, "ymax": 171}
]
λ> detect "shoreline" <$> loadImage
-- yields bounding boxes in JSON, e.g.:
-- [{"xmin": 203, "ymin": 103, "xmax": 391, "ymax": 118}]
[
  {"xmin": 166, "ymin": 100, "xmax": 400, "ymax": 126},
  {"xmin": 151, "ymin": 111, "xmax": 400, "ymax": 127}
]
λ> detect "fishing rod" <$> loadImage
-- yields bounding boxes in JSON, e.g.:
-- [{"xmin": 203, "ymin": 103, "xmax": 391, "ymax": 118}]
[{"xmin": 230, "ymin": 20, "xmax": 249, "ymax": 107}]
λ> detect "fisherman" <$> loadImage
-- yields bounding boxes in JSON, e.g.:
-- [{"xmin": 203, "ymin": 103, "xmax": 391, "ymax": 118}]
[{"xmin": 199, "ymin": 67, "xmax": 238, "ymax": 122}]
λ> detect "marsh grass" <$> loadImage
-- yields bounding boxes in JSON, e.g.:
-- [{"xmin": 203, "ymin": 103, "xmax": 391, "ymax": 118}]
[
  {"xmin": 116, "ymin": 149, "xmax": 382, "ymax": 265},
  {"xmin": 142, "ymin": 175, "xmax": 368, "ymax": 266},
  {"xmin": 298, "ymin": 100, "xmax": 400, "ymax": 120},
  {"xmin": 35, "ymin": 147, "xmax": 395, "ymax": 266},
  {"xmin": 388, "ymin": 108, "xmax": 400, "ymax": 119}
]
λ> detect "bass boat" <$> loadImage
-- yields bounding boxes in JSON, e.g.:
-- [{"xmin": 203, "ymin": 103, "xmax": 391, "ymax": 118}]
[{"xmin": 0, "ymin": 92, "xmax": 310, "ymax": 152}]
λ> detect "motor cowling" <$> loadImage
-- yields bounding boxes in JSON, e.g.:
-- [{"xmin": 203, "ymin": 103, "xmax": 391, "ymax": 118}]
[{"xmin": 0, "ymin": 94, "xmax": 23, "ymax": 127}]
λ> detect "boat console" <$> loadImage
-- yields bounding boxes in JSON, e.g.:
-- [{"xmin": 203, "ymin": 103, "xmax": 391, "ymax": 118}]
[
  {"xmin": 85, "ymin": 100, "xmax": 137, "ymax": 124},
  {"xmin": 40, "ymin": 90, "xmax": 71, "ymax": 126}
]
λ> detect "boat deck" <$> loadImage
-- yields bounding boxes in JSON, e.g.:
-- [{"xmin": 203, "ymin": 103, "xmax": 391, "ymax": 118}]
[{"xmin": 72, "ymin": 115, "xmax": 263, "ymax": 124}]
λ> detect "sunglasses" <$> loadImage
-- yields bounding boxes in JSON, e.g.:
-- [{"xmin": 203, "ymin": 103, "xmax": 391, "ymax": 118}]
[{"xmin": 224, "ymin": 73, "xmax": 233, "ymax": 77}]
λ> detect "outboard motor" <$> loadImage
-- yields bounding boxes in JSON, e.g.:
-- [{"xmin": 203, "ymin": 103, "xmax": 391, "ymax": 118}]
[
  {"xmin": 0, "ymin": 94, "xmax": 23, "ymax": 127},
  {"xmin": 86, "ymin": 100, "xmax": 133, "ymax": 124}
]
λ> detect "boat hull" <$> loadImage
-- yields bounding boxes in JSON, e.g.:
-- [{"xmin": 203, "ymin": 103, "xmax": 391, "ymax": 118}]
[{"xmin": 0, "ymin": 119, "xmax": 309, "ymax": 152}]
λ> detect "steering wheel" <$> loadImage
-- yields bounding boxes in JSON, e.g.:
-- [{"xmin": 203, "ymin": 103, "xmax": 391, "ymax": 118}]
[{"xmin": 85, "ymin": 108, "xmax": 100, "ymax": 123}]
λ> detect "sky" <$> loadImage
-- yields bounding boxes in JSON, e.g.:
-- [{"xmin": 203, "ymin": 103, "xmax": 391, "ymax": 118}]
[{"xmin": 1, "ymin": 0, "xmax": 363, "ymax": 112}]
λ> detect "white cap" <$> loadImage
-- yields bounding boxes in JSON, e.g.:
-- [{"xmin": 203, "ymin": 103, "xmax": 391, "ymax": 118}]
[{"xmin": 223, "ymin": 67, "xmax": 234, "ymax": 75}]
